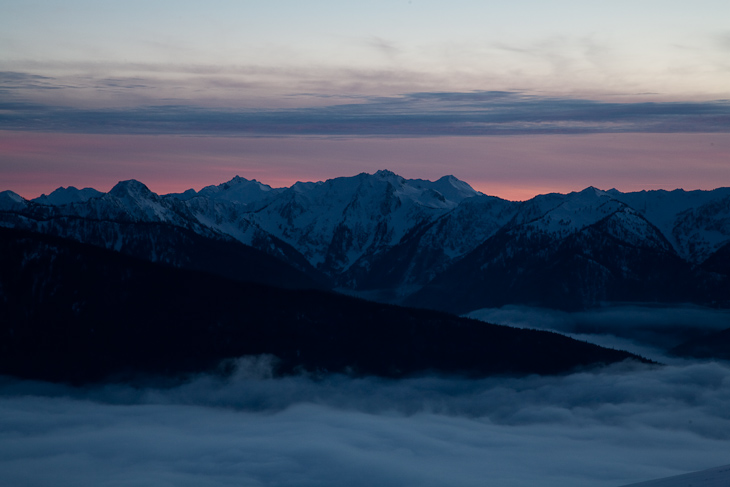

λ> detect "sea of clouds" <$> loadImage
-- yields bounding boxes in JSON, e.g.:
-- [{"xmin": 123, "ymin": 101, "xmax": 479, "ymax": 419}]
[
  {"xmin": 466, "ymin": 304, "xmax": 730, "ymax": 364},
  {"xmin": 1, "ymin": 348, "xmax": 729, "ymax": 487}
]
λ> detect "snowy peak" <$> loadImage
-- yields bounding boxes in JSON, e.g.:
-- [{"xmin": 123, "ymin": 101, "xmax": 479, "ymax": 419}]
[
  {"xmin": 516, "ymin": 188, "xmax": 673, "ymax": 247},
  {"xmin": 279, "ymin": 171, "xmax": 477, "ymax": 210},
  {"xmin": 166, "ymin": 188, "xmax": 198, "ymax": 201},
  {"xmin": 109, "ymin": 179, "xmax": 154, "ymax": 199},
  {"xmin": 195, "ymin": 175, "xmax": 281, "ymax": 205},
  {"xmin": 599, "ymin": 206, "xmax": 673, "ymax": 251},
  {"xmin": 100, "ymin": 179, "xmax": 191, "ymax": 224},
  {"xmin": 374, "ymin": 169, "xmax": 402, "ymax": 181},
  {"xmin": 512, "ymin": 187, "xmax": 621, "ymax": 235},
  {"xmin": 248, "ymin": 170, "xmax": 471, "ymax": 273},
  {"xmin": 0, "ymin": 190, "xmax": 28, "ymax": 211},
  {"xmin": 608, "ymin": 187, "xmax": 730, "ymax": 261},
  {"xmin": 577, "ymin": 186, "xmax": 609, "ymax": 198},
  {"xmin": 291, "ymin": 180, "xmax": 323, "ymax": 193},
  {"xmin": 672, "ymin": 192, "xmax": 730, "ymax": 262},
  {"xmin": 434, "ymin": 174, "xmax": 481, "ymax": 199},
  {"xmin": 33, "ymin": 186, "xmax": 103, "ymax": 206},
  {"xmin": 372, "ymin": 171, "xmax": 479, "ymax": 209}
]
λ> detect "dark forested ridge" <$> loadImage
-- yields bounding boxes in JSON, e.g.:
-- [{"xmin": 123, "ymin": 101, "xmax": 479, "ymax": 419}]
[{"xmin": 0, "ymin": 227, "xmax": 649, "ymax": 384}]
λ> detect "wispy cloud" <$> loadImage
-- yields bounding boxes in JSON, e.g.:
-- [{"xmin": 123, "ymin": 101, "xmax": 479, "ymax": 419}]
[
  {"xmin": 366, "ymin": 36, "xmax": 401, "ymax": 59},
  {"xmin": 0, "ymin": 71, "xmax": 63, "ymax": 90},
  {"xmin": 1, "ymin": 84, "xmax": 729, "ymax": 136}
]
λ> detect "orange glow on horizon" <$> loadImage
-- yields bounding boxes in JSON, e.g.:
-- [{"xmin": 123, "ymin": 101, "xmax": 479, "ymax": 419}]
[{"xmin": 2, "ymin": 131, "xmax": 729, "ymax": 201}]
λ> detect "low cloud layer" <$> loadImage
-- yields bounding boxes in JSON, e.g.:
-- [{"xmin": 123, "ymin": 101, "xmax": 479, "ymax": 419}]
[
  {"xmin": 2, "ymin": 356, "xmax": 730, "ymax": 487},
  {"xmin": 2, "ymin": 76, "xmax": 729, "ymax": 136},
  {"xmin": 467, "ymin": 304, "xmax": 730, "ymax": 362}
]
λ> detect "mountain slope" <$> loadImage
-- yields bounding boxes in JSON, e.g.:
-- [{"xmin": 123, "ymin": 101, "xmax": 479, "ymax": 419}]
[
  {"xmin": 609, "ymin": 187, "xmax": 730, "ymax": 261},
  {"xmin": 32, "ymin": 186, "xmax": 103, "ymax": 205},
  {"xmin": 247, "ymin": 170, "xmax": 480, "ymax": 276},
  {"xmin": 338, "ymin": 194, "xmax": 518, "ymax": 297},
  {"xmin": 406, "ymin": 191, "xmax": 723, "ymax": 313},
  {"xmin": 0, "ymin": 227, "xmax": 648, "ymax": 384},
  {"xmin": 0, "ymin": 181, "xmax": 326, "ymax": 289}
]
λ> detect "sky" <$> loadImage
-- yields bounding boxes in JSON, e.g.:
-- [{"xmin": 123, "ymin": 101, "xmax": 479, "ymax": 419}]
[{"xmin": 1, "ymin": 0, "xmax": 729, "ymax": 199}]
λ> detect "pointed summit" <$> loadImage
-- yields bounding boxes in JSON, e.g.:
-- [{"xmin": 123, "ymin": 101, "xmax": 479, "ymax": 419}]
[
  {"xmin": 198, "ymin": 175, "xmax": 281, "ymax": 205},
  {"xmin": 576, "ymin": 186, "xmax": 609, "ymax": 198},
  {"xmin": 0, "ymin": 190, "xmax": 27, "ymax": 211},
  {"xmin": 109, "ymin": 180, "xmax": 153, "ymax": 199},
  {"xmin": 373, "ymin": 169, "xmax": 404, "ymax": 184},
  {"xmin": 432, "ymin": 175, "xmax": 480, "ymax": 201}
]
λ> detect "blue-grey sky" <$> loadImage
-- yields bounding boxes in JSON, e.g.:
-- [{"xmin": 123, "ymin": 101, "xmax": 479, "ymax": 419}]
[
  {"xmin": 3, "ymin": 0, "xmax": 729, "ymax": 103},
  {"xmin": 1, "ymin": 0, "xmax": 729, "ymax": 198}
]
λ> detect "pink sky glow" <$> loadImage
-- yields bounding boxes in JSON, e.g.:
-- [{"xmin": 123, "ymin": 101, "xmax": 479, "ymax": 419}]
[{"xmin": 2, "ymin": 131, "xmax": 728, "ymax": 202}]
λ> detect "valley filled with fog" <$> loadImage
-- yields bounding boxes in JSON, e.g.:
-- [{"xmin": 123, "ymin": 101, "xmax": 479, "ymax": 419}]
[
  {"xmin": 2, "ymin": 332, "xmax": 729, "ymax": 487},
  {"xmin": 467, "ymin": 304, "xmax": 730, "ymax": 364}
]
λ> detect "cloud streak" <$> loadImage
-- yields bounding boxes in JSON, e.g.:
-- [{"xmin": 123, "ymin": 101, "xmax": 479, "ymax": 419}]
[{"xmin": 1, "ymin": 85, "xmax": 729, "ymax": 136}]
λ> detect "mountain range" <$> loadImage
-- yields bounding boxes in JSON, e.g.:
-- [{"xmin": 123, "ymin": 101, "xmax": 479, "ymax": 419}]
[
  {"xmin": 2, "ymin": 170, "xmax": 729, "ymax": 313},
  {"xmin": 4, "ymin": 169, "xmax": 730, "ymax": 382}
]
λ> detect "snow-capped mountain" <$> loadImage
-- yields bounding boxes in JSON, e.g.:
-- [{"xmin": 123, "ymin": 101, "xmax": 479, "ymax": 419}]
[
  {"xmin": 0, "ymin": 190, "xmax": 27, "ymax": 212},
  {"xmin": 1, "ymin": 179, "xmax": 217, "ymax": 247},
  {"xmin": 246, "ymin": 170, "xmax": 480, "ymax": 275},
  {"xmin": 336, "ymin": 193, "xmax": 519, "ymax": 297},
  {"xmin": 2, "ymin": 171, "xmax": 729, "ymax": 312},
  {"xmin": 405, "ymin": 187, "xmax": 723, "ymax": 312},
  {"xmin": 170, "ymin": 175, "xmax": 284, "ymax": 205},
  {"xmin": 608, "ymin": 187, "xmax": 730, "ymax": 262},
  {"xmin": 32, "ymin": 186, "xmax": 103, "ymax": 206},
  {"xmin": 0, "ymin": 180, "xmax": 323, "ymax": 288}
]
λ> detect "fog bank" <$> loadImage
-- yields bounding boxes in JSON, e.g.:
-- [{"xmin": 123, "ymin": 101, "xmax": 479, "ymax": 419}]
[
  {"xmin": 466, "ymin": 304, "xmax": 730, "ymax": 363},
  {"xmin": 1, "ymin": 357, "xmax": 729, "ymax": 487}
]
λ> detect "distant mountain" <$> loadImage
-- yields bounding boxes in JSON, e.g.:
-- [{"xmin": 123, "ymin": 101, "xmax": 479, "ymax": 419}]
[
  {"xmin": 0, "ymin": 226, "xmax": 648, "ymax": 384},
  {"xmin": 32, "ymin": 186, "xmax": 103, "ymax": 206},
  {"xmin": 0, "ymin": 179, "xmax": 326, "ymax": 288},
  {"xmin": 243, "ymin": 170, "xmax": 480, "ymax": 276},
  {"xmin": 2, "ymin": 171, "xmax": 729, "ymax": 313},
  {"xmin": 0, "ymin": 190, "xmax": 27, "ymax": 212},
  {"xmin": 608, "ymin": 187, "xmax": 730, "ymax": 263},
  {"xmin": 169, "ymin": 175, "xmax": 284, "ymax": 205},
  {"xmin": 406, "ymin": 188, "xmax": 728, "ymax": 312},
  {"xmin": 338, "ymin": 193, "xmax": 518, "ymax": 299}
]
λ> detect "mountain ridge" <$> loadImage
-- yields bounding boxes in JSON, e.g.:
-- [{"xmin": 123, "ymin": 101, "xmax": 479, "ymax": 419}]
[{"xmin": 3, "ymin": 171, "xmax": 729, "ymax": 312}]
